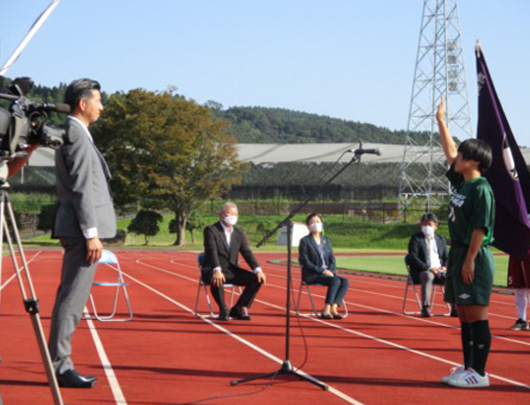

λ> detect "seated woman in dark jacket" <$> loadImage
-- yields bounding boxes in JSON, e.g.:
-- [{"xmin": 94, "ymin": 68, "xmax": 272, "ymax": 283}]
[{"xmin": 298, "ymin": 213, "xmax": 349, "ymax": 319}]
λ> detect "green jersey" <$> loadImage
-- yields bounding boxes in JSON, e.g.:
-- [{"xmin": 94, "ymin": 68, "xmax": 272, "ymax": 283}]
[{"xmin": 446, "ymin": 165, "xmax": 495, "ymax": 246}]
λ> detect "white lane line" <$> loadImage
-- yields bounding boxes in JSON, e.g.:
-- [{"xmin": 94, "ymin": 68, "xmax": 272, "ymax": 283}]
[
  {"xmin": 264, "ymin": 260, "xmax": 516, "ymax": 307},
  {"xmin": 128, "ymin": 259, "xmax": 364, "ymax": 405},
  {"xmin": 165, "ymin": 257, "xmax": 527, "ymax": 339},
  {"xmin": 83, "ymin": 306, "xmax": 128, "ymax": 405},
  {"xmin": 1, "ymin": 250, "xmax": 43, "ymax": 291},
  {"xmin": 137, "ymin": 257, "xmax": 530, "ymax": 388}
]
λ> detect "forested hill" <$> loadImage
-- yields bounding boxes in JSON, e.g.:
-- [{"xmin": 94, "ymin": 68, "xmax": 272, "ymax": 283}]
[
  {"xmin": 4, "ymin": 78, "xmax": 428, "ymax": 144},
  {"xmin": 211, "ymin": 106, "xmax": 429, "ymax": 144}
]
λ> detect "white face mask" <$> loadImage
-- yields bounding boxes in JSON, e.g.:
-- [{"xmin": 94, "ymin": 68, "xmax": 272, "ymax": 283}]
[
  {"xmin": 421, "ymin": 225, "xmax": 435, "ymax": 238},
  {"xmin": 309, "ymin": 223, "xmax": 323, "ymax": 233},
  {"xmin": 223, "ymin": 215, "xmax": 238, "ymax": 226}
]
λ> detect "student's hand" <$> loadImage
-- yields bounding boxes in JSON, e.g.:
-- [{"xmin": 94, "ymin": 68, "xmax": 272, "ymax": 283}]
[
  {"xmin": 436, "ymin": 96, "xmax": 446, "ymax": 123},
  {"xmin": 323, "ymin": 270, "xmax": 334, "ymax": 277},
  {"xmin": 212, "ymin": 270, "xmax": 226, "ymax": 287},
  {"xmin": 257, "ymin": 271, "xmax": 266, "ymax": 285},
  {"xmin": 86, "ymin": 237, "xmax": 103, "ymax": 264},
  {"xmin": 461, "ymin": 259, "xmax": 475, "ymax": 285}
]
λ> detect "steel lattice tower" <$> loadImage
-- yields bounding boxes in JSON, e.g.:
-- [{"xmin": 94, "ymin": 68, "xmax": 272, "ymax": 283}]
[{"xmin": 398, "ymin": 0, "xmax": 473, "ymax": 216}]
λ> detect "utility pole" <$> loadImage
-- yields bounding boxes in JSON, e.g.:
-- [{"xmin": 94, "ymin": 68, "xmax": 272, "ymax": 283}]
[{"xmin": 399, "ymin": 0, "xmax": 473, "ymax": 218}]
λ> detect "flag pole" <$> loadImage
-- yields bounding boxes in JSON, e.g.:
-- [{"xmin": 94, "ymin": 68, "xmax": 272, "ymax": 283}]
[
  {"xmin": 475, "ymin": 40, "xmax": 482, "ymax": 58},
  {"xmin": 0, "ymin": 0, "xmax": 63, "ymax": 76}
]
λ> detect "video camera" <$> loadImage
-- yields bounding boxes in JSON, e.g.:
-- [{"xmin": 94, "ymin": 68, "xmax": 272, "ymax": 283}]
[{"xmin": 0, "ymin": 76, "xmax": 69, "ymax": 160}]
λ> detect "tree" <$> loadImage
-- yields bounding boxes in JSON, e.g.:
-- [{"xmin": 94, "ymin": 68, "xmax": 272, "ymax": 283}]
[
  {"xmin": 127, "ymin": 209, "xmax": 163, "ymax": 245},
  {"xmin": 94, "ymin": 89, "xmax": 248, "ymax": 245},
  {"xmin": 169, "ymin": 211, "xmax": 205, "ymax": 244}
]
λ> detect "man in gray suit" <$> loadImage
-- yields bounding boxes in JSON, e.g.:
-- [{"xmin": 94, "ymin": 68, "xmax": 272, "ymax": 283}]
[{"xmin": 48, "ymin": 78, "xmax": 116, "ymax": 388}]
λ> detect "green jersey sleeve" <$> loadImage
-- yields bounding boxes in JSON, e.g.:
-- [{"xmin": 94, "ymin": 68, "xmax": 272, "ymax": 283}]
[
  {"xmin": 446, "ymin": 164, "xmax": 464, "ymax": 190},
  {"xmin": 469, "ymin": 182, "xmax": 495, "ymax": 245}
]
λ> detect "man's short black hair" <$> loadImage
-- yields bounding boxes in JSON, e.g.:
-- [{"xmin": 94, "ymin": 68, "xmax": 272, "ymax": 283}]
[
  {"xmin": 421, "ymin": 212, "xmax": 438, "ymax": 224},
  {"xmin": 64, "ymin": 78, "xmax": 101, "ymax": 112},
  {"xmin": 458, "ymin": 138, "xmax": 492, "ymax": 173}
]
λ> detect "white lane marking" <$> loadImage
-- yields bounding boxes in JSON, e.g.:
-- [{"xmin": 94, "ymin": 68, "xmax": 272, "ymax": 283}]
[
  {"xmin": 263, "ymin": 259, "xmax": 516, "ymax": 307},
  {"xmin": 84, "ymin": 306, "xmax": 128, "ymax": 405},
  {"xmin": 128, "ymin": 259, "xmax": 364, "ymax": 405},
  {"xmin": 1, "ymin": 250, "xmax": 43, "ymax": 291},
  {"xmin": 136, "ymin": 256, "xmax": 530, "ymax": 388},
  {"xmin": 163, "ymin": 257, "xmax": 530, "ymax": 344}
]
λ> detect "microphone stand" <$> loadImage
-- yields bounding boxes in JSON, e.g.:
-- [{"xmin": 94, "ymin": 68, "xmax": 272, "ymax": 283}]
[{"xmin": 231, "ymin": 153, "xmax": 360, "ymax": 390}]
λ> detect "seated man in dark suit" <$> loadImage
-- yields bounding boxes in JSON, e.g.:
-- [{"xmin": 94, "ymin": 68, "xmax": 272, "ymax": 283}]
[
  {"xmin": 203, "ymin": 202, "xmax": 266, "ymax": 321},
  {"xmin": 408, "ymin": 213, "xmax": 449, "ymax": 317}
]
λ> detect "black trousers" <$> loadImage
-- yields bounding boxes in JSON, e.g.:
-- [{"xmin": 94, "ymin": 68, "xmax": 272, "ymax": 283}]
[
  {"xmin": 202, "ymin": 267, "xmax": 262, "ymax": 311},
  {"xmin": 304, "ymin": 274, "xmax": 349, "ymax": 306}
]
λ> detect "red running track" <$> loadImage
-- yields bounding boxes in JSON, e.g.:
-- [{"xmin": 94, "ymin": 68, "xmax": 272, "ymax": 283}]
[{"xmin": 0, "ymin": 250, "xmax": 529, "ymax": 405}]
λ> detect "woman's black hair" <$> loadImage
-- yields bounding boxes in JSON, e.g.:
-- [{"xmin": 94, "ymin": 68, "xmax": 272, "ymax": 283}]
[
  {"xmin": 457, "ymin": 138, "xmax": 493, "ymax": 173},
  {"xmin": 305, "ymin": 213, "xmax": 321, "ymax": 226}
]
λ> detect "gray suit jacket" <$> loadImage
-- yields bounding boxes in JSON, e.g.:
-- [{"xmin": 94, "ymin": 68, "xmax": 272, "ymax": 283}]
[{"xmin": 54, "ymin": 118, "xmax": 117, "ymax": 238}]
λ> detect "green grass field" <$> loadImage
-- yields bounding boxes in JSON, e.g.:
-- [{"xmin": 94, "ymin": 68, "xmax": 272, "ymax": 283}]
[
  {"xmin": 23, "ymin": 213, "xmax": 511, "ymax": 287},
  {"xmin": 336, "ymin": 254, "xmax": 510, "ymax": 287}
]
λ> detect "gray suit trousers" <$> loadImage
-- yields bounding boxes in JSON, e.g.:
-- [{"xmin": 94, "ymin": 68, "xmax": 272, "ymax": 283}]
[
  {"xmin": 48, "ymin": 237, "xmax": 97, "ymax": 374},
  {"xmin": 419, "ymin": 270, "xmax": 445, "ymax": 308}
]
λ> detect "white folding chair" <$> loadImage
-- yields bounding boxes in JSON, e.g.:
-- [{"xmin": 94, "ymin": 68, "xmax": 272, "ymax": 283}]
[
  {"xmin": 84, "ymin": 250, "xmax": 133, "ymax": 322},
  {"xmin": 402, "ymin": 255, "xmax": 450, "ymax": 316},
  {"xmin": 194, "ymin": 253, "xmax": 241, "ymax": 318},
  {"xmin": 296, "ymin": 277, "xmax": 348, "ymax": 318}
]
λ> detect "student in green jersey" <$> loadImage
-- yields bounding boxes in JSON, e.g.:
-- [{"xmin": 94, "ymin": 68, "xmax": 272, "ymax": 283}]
[{"xmin": 436, "ymin": 97, "xmax": 495, "ymax": 388}]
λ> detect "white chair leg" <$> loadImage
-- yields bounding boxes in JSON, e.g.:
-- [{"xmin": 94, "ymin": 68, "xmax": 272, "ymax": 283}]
[
  {"xmin": 296, "ymin": 280, "xmax": 303, "ymax": 315},
  {"xmin": 306, "ymin": 284, "xmax": 319, "ymax": 316}
]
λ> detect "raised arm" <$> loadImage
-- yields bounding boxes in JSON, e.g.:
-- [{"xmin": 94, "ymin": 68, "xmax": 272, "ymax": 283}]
[{"xmin": 436, "ymin": 96, "xmax": 458, "ymax": 166}]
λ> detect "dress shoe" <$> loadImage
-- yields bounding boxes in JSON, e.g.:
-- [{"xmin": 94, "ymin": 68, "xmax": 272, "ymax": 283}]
[
  {"xmin": 217, "ymin": 309, "xmax": 229, "ymax": 321},
  {"xmin": 421, "ymin": 306, "xmax": 431, "ymax": 318},
  {"xmin": 229, "ymin": 307, "xmax": 251, "ymax": 320},
  {"xmin": 319, "ymin": 313, "xmax": 333, "ymax": 320},
  {"xmin": 332, "ymin": 313, "xmax": 344, "ymax": 320},
  {"xmin": 56, "ymin": 369, "xmax": 97, "ymax": 388}
]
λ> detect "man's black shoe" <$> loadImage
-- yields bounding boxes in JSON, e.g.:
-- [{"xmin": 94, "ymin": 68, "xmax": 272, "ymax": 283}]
[
  {"xmin": 56, "ymin": 369, "xmax": 97, "ymax": 388},
  {"xmin": 229, "ymin": 307, "xmax": 251, "ymax": 320},
  {"xmin": 217, "ymin": 309, "xmax": 229, "ymax": 321},
  {"xmin": 421, "ymin": 306, "xmax": 431, "ymax": 318}
]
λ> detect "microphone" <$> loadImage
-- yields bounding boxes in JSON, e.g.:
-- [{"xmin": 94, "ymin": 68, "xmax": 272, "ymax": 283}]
[
  {"xmin": 41, "ymin": 102, "xmax": 71, "ymax": 114},
  {"xmin": 348, "ymin": 148, "xmax": 381, "ymax": 156},
  {"xmin": 28, "ymin": 102, "xmax": 71, "ymax": 114}
]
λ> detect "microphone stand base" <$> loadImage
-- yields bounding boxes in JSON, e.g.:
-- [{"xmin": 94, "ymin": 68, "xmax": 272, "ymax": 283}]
[{"xmin": 230, "ymin": 360, "xmax": 328, "ymax": 390}]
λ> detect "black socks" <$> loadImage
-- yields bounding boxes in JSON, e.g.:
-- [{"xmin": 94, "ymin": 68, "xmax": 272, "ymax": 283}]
[
  {"xmin": 470, "ymin": 320, "xmax": 491, "ymax": 376},
  {"xmin": 460, "ymin": 322, "xmax": 474, "ymax": 369}
]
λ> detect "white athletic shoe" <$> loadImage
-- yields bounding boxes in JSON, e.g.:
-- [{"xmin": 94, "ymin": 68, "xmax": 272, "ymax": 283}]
[
  {"xmin": 441, "ymin": 366, "xmax": 465, "ymax": 384},
  {"xmin": 447, "ymin": 368, "xmax": 490, "ymax": 388}
]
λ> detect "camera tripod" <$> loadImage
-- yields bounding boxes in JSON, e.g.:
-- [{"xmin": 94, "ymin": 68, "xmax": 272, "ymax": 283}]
[{"xmin": 0, "ymin": 186, "xmax": 66, "ymax": 405}]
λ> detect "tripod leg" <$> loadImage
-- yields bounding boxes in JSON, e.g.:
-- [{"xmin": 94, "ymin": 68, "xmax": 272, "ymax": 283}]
[{"xmin": 2, "ymin": 196, "xmax": 65, "ymax": 405}]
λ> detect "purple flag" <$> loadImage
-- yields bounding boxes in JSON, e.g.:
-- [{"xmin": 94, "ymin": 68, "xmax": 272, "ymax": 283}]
[{"xmin": 476, "ymin": 43, "xmax": 530, "ymax": 260}]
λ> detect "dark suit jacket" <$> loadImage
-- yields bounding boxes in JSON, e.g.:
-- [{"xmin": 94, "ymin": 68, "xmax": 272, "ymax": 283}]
[
  {"xmin": 407, "ymin": 232, "xmax": 448, "ymax": 283},
  {"xmin": 298, "ymin": 234, "xmax": 336, "ymax": 282},
  {"xmin": 203, "ymin": 222, "xmax": 259, "ymax": 278}
]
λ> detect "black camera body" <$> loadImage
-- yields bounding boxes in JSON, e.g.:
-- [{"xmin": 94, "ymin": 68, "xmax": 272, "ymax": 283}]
[{"xmin": 0, "ymin": 77, "xmax": 68, "ymax": 159}]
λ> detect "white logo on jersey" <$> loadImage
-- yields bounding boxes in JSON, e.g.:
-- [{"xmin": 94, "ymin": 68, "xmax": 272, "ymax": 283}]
[{"xmin": 459, "ymin": 293, "xmax": 471, "ymax": 300}]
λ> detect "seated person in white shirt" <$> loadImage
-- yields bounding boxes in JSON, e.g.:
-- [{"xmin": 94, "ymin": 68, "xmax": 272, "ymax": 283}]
[
  {"xmin": 202, "ymin": 202, "xmax": 266, "ymax": 321},
  {"xmin": 408, "ymin": 213, "xmax": 449, "ymax": 317}
]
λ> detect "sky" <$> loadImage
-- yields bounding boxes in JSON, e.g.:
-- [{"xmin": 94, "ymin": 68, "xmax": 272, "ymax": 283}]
[{"xmin": 1, "ymin": 0, "xmax": 529, "ymax": 145}]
